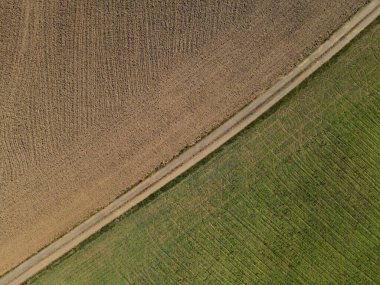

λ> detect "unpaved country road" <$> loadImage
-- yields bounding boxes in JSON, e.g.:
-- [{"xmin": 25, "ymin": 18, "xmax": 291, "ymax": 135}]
[
  {"xmin": 1, "ymin": 1, "xmax": 378, "ymax": 285},
  {"xmin": 0, "ymin": 0, "xmax": 370, "ymax": 274}
]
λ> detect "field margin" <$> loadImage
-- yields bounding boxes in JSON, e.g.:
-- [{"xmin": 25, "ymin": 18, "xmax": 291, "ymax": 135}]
[{"xmin": 1, "ymin": 1, "xmax": 379, "ymax": 284}]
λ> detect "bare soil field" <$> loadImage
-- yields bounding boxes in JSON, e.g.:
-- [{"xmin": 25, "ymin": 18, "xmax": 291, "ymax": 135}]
[{"xmin": 0, "ymin": 0, "xmax": 368, "ymax": 275}]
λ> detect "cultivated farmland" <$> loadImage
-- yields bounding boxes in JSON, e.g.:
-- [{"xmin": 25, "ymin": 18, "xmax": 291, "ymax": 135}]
[
  {"xmin": 0, "ymin": 0, "xmax": 370, "ymax": 274},
  {"xmin": 28, "ymin": 19, "xmax": 380, "ymax": 285}
]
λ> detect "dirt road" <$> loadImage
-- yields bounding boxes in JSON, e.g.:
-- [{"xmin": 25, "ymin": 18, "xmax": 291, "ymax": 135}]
[
  {"xmin": 1, "ymin": 1, "xmax": 378, "ymax": 284},
  {"xmin": 1, "ymin": 2, "xmax": 370, "ymax": 273}
]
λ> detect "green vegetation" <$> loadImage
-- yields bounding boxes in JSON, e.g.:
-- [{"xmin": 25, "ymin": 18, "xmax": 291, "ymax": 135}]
[{"xmin": 29, "ymin": 20, "xmax": 380, "ymax": 285}]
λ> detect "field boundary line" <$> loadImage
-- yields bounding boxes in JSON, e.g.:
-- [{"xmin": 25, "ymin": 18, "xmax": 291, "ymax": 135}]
[{"xmin": 1, "ymin": 1, "xmax": 379, "ymax": 284}]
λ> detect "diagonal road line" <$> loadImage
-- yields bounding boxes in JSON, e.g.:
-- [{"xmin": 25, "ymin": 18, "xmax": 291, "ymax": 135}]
[{"xmin": 0, "ymin": 1, "xmax": 379, "ymax": 284}]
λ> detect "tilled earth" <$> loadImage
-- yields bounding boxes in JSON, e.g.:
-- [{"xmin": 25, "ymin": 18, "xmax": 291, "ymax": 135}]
[{"xmin": 0, "ymin": 0, "xmax": 369, "ymax": 274}]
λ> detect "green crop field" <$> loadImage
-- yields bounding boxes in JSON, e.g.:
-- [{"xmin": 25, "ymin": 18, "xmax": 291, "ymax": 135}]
[{"xmin": 29, "ymin": 20, "xmax": 380, "ymax": 285}]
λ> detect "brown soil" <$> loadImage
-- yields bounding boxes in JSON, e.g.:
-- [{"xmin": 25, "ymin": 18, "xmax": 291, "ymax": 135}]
[{"xmin": 0, "ymin": 0, "xmax": 368, "ymax": 275}]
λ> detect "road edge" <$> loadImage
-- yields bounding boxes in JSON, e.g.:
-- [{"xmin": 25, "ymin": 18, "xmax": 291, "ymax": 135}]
[{"xmin": 1, "ymin": 1, "xmax": 379, "ymax": 284}]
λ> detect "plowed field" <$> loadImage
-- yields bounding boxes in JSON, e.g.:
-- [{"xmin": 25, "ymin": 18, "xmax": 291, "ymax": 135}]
[{"xmin": 0, "ymin": 0, "xmax": 368, "ymax": 274}]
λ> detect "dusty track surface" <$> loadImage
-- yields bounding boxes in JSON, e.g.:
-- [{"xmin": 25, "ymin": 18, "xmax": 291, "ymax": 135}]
[
  {"xmin": 0, "ymin": 0, "xmax": 369, "ymax": 276},
  {"xmin": 1, "ymin": 3, "xmax": 379, "ymax": 285}
]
